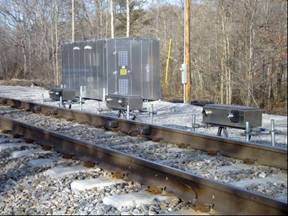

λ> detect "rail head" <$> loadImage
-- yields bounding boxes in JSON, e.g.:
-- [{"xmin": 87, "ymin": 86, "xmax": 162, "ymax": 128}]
[
  {"xmin": 0, "ymin": 96, "xmax": 286, "ymax": 170},
  {"xmin": 0, "ymin": 116, "xmax": 287, "ymax": 215}
]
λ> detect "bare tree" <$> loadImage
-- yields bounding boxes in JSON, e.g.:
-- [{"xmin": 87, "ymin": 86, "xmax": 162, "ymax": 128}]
[
  {"xmin": 0, "ymin": 0, "xmax": 286, "ymax": 113},
  {"xmin": 110, "ymin": 0, "xmax": 114, "ymax": 38},
  {"xmin": 126, "ymin": 0, "xmax": 130, "ymax": 37},
  {"xmin": 72, "ymin": 0, "xmax": 75, "ymax": 42}
]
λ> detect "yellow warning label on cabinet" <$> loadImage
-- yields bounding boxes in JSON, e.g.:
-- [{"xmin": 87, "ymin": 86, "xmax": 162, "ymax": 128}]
[{"xmin": 120, "ymin": 68, "xmax": 128, "ymax": 76}]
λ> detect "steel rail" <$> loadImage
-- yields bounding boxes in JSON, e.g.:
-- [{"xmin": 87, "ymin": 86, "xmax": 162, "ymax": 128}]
[
  {"xmin": 0, "ymin": 97, "xmax": 287, "ymax": 170},
  {"xmin": 0, "ymin": 116, "xmax": 287, "ymax": 214}
]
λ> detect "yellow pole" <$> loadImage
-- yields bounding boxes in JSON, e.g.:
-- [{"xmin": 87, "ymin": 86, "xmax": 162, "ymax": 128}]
[{"xmin": 165, "ymin": 39, "xmax": 172, "ymax": 85}]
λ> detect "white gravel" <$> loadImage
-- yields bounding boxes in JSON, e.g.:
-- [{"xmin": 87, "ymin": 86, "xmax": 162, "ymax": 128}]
[
  {"xmin": 0, "ymin": 85, "xmax": 287, "ymax": 215},
  {"xmin": 0, "ymin": 85, "xmax": 286, "ymax": 147},
  {"xmin": 0, "ymin": 106, "xmax": 286, "ymax": 201},
  {"xmin": 0, "ymin": 133, "xmax": 197, "ymax": 215}
]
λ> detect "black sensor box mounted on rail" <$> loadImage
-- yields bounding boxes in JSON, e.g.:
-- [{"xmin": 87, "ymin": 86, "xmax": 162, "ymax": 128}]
[
  {"xmin": 105, "ymin": 94, "xmax": 143, "ymax": 111},
  {"xmin": 202, "ymin": 104, "xmax": 262, "ymax": 129},
  {"xmin": 49, "ymin": 88, "xmax": 76, "ymax": 101}
]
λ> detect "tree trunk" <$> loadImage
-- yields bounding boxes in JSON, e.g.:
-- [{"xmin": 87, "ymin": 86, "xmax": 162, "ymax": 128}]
[
  {"xmin": 110, "ymin": 0, "xmax": 114, "ymax": 38},
  {"xmin": 28, "ymin": 34, "xmax": 32, "ymax": 80},
  {"xmin": 51, "ymin": 20, "xmax": 56, "ymax": 84},
  {"xmin": 276, "ymin": 64, "xmax": 283, "ymax": 100},
  {"xmin": 21, "ymin": 40, "xmax": 27, "ymax": 79},
  {"xmin": 246, "ymin": 0, "xmax": 257, "ymax": 106},
  {"xmin": 267, "ymin": 66, "xmax": 271, "ymax": 110},
  {"xmin": 247, "ymin": 25, "xmax": 253, "ymax": 106},
  {"xmin": 95, "ymin": 0, "xmax": 103, "ymax": 38},
  {"xmin": 105, "ymin": 2, "xmax": 109, "ymax": 38},
  {"xmin": 219, "ymin": 1, "xmax": 226, "ymax": 104},
  {"xmin": 55, "ymin": 1, "xmax": 59, "ymax": 86},
  {"xmin": 225, "ymin": 26, "xmax": 232, "ymax": 104},
  {"xmin": 220, "ymin": 58, "xmax": 224, "ymax": 104},
  {"xmin": 71, "ymin": 0, "xmax": 75, "ymax": 42},
  {"xmin": 126, "ymin": 0, "xmax": 130, "ymax": 37}
]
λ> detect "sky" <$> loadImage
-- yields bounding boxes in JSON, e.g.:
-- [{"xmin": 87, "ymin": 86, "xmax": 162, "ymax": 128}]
[{"xmin": 148, "ymin": 0, "xmax": 203, "ymax": 5}]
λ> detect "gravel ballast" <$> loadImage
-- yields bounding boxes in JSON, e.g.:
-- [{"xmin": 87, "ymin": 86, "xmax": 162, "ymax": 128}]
[
  {"xmin": 0, "ymin": 105, "xmax": 287, "ymax": 202},
  {"xmin": 1, "ymin": 133, "xmax": 200, "ymax": 215}
]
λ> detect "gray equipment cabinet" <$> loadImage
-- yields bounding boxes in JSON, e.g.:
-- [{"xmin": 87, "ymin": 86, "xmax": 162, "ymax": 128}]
[{"xmin": 62, "ymin": 38, "xmax": 161, "ymax": 100}]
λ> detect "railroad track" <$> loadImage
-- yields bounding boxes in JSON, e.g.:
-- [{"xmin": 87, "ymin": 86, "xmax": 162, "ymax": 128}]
[
  {"xmin": 0, "ymin": 97, "xmax": 286, "ymax": 169},
  {"xmin": 0, "ymin": 133, "xmax": 200, "ymax": 215},
  {"xmin": 0, "ymin": 97, "xmax": 287, "ymax": 214}
]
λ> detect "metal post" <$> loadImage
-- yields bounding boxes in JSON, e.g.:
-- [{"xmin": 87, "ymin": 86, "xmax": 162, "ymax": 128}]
[
  {"xmin": 41, "ymin": 93, "xmax": 44, "ymax": 104},
  {"xmin": 223, "ymin": 127, "xmax": 228, "ymax": 138},
  {"xmin": 59, "ymin": 96, "xmax": 63, "ymax": 108},
  {"xmin": 245, "ymin": 121, "xmax": 250, "ymax": 142},
  {"xmin": 182, "ymin": 64, "xmax": 187, "ymax": 103},
  {"xmin": 102, "ymin": 88, "xmax": 106, "ymax": 102},
  {"xmin": 126, "ymin": 105, "xmax": 130, "ymax": 120},
  {"xmin": 98, "ymin": 101, "xmax": 101, "ymax": 113},
  {"xmin": 192, "ymin": 114, "xmax": 196, "ymax": 131},
  {"xmin": 150, "ymin": 104, "xmax": 154, "ymax": 124},
  {"xmin": 271, "ymin": 119, "xmax": 276, "ymax": 147},
  {"xmin": 183, "ymin": 84, "xmax": 186, "ymax": 103},
  {"xmin": 80, "ymin": 85, "xmax": 83, "ymax": 111}
]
